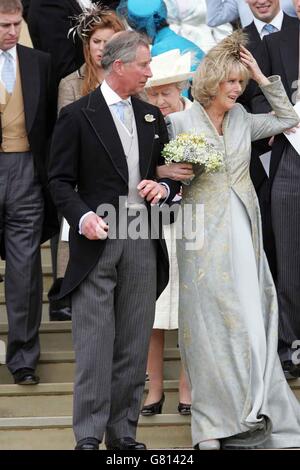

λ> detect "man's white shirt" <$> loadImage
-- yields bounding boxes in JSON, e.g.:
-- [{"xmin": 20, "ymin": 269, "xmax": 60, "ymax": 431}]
[
  {"xmin": 78, "ymin": 81, "xmax": 170, "ymax": 234},
  {"xmin": 78, "ymin": 81, "xmax": 132, "ymax": 233},
  {"xmin": 0, "ymin": 45, "xmax": 17, "ymax": 89},
  {"xmin": 254, "ymin": 10, "xmax": 284, "ymax": 39}
]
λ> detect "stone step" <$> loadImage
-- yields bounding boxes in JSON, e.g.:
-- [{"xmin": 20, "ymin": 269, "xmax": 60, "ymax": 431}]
[
  {"xmin": 0, "ymin": 380, "xmax": 184, "ymax": 418},
  {"xmin": 0, "ymin": 241, "xmax": 53, "ymax": 295},
  {"xmin": 0, "ymin": 414, "xmax": 192, "ymax": 450},
  {"xmin": 0, "ymin": 294, "xmax": 48, "ymax": 304},
  {"xmin": 0, "ymin": 322, "xmax": 73, "ymax": 353},
  {"xmin": 0, "ymin": 378, "xmax": 299, "ymax": 419},
  {"xmin": 0, "ymin": 301, "xmax": 50, "ymax": 323},
  {"xmin": 0, "ymin": 322, "xmax": 178, "ymax": 352},
  {"xmin": 40, "ymin": 242, "xmax": 52, "ymax": 265},
  {"xmin": 0, "ymin": 264, "xmax": 53, "ymax": 294},
  {"xmin": 0, "ymin": 379, "xmax": 299, "ymax": 449},
  {"xmin": 0, "ymin": 240, "xmax": 52, "ymax": 282},
  {"xmin": 0, "ymin": 340, "xmax": 4, "ymax": 365},
  {"xmin": 0, "ymin": 241, "xmax": 52, "ymax": 271},
  {"xmin": 0, "ymin": 349, "xmax": 181, "ymax": 384}
]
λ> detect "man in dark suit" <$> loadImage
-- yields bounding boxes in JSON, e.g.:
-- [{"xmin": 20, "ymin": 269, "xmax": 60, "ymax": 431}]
[
  {"xmin": 27, "ymin": 0, "xmax": 99, "ymax": 320},
  {"xmin": 0, "ymin": 0, "xmax": 57, "ymax": 384},
  {"xmin": 27, "ymin": 1, "xmax": 121, "ymax": 322},
  {"xmin": 238, "ymin": 0, "xmax": 298, "ymax": 279},
  {"xmin": 27, "ymin": 0, "xmax": 119, "ymax": 85},
  {"xmin": 48, "ymin": 30, "xmax": 179, "ymax": 450},
  {"xmin": 251, "ymin": 4, "xmax": 300, "ymax": 378},
  {"xmin": 241, "ymin": 0, "xmax": 290, "ymax": 111}
]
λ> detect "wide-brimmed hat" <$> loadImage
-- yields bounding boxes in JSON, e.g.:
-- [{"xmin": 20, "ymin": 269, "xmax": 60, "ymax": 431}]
[
  {"xmin": 145, "ymin": 49, "xmax": 194, "ymax": 88},
  {"xmin": 117, "ymin": 0, "xmax": 167, "ymax": 38}
]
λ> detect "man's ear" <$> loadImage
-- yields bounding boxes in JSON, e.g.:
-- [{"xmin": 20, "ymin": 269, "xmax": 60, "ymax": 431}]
[{"xmin": 112, "ymin": 59, "xmax": 125, "ymax": 76}]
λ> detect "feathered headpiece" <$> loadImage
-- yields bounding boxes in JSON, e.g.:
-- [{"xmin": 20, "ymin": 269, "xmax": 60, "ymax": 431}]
[
  {"xmin": 210, "ymin": 30, "xmax": 248, "ymax": 62},
  {"xmin": 68, "ymin": 2, "xmax": 115, "ymax": 42}
]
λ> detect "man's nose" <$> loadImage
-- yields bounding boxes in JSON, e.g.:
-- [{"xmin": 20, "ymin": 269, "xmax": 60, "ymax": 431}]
[
  {"xmin": 146, "ymin": 65, "xmax": 153, "ymax": 78},
  {"xmin": 8, "ymin": 24, "xmax": 17, "ymax": 35}
]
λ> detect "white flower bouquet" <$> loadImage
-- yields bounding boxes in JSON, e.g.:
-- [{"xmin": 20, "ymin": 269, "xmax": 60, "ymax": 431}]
[{"xmin": 162, "ymin": 132, "xmax": 224, "ymax": 175}]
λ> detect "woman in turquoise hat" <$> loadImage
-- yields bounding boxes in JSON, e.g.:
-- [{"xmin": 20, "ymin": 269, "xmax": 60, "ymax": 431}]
[{"xmin": 117, "ymin": 0, "xmax": 205, "ymax": 71}]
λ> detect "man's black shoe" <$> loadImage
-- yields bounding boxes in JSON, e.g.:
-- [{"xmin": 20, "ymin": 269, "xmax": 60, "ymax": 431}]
[
  {"xmin": 13, "ymin": 368, "xmax": 40, "ymax": 385},
  {"xmin": 282, "ymin": 360, "xmax": 300, "ymax": 379},
  {"xmin": 48, "ymin": 278, "xmax": 72, "ymax": 321},
  {"xmin": 106, "ymin": 437, "xmax": 147, "ymax": 450},
  {"xmin": 49, "ymin": 305, "xmax": 72, "ymax": 321},
  {"xmin": 75, "ymin": 437, "xmax": 99, "ymax": 450}
]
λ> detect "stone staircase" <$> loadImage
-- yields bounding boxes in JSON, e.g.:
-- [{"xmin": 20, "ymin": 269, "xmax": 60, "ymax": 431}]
[
  {"xmin": 0, "ymin": 242, "xmax": 192, "ymax": 449},
  {"xmin": 0, "ymin": 242, "xmax": 299, "ymax": 450}
]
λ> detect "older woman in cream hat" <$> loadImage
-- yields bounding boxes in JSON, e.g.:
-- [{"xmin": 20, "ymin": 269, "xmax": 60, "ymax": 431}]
[
  {"xmin": 145, "ymin": 50, "xmax": 197, "ymax": 182},
  {"xmin": 145, "ymin": 49, "xmax": 194, "ymax": 115},
  {"xmin": 141, "ymin": 49, "xmax": 194, "ymax": 418}
]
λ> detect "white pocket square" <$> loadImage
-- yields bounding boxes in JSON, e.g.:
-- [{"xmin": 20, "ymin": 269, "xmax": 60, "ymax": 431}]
[{"xmin": 154, "ymin": 134, "xmax": 159, "ymax": 139}]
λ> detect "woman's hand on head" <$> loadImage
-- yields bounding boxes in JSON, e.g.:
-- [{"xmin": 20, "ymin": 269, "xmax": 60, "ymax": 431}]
[
  {"xmin": 239, "ymin": 46, "xmax": 269, "ymax": 86},
  {"xmin": 156, "ymin": 163, "xmax": 194, "ymax": 181}
]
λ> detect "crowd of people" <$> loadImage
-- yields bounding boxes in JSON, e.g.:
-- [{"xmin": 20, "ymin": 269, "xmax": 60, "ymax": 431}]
[{"xmin": 1, "ymin": 0, "xmax": 300, "ymax": 451}]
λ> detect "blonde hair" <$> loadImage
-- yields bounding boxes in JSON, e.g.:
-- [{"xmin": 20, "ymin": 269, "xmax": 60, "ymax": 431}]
[{"xmin": 192, "ymin": 31, "xmax": 250, "ymax": 108}]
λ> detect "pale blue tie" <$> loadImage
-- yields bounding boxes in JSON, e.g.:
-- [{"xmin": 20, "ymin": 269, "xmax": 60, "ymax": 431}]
[
  {"xmin": 1, "ymin": 51, "xmax": 15, "ymax": 94},
  {"xmin": 262, "ymin": 23, "xmax": 278, "ymax": 35},
  {"xmin": 113, "ymin": 101, "xmax": 133, "ymax": 133}
]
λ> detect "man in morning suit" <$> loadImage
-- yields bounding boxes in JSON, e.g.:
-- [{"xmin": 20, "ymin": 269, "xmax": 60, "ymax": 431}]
[
  {"xmin": 0, "ymin": 0, "xmax": 57, "ymax": 385},
  {"xmin": 250, "ymin": 0, "xmax": 300, "ymax": 378},
  {"xmin": 27, "ymin": 1, "xmax": 121, "ymax": 322},
  {"xmin": 205, "ymin": 0, "xmax": 296, "ymax": 28},
  {"xmin": 238, "ymin": 0, "xmax": 298, "ymax": 279},
  {"xmin": 48, "ymin": 31, "xmax": 179, "ymax": 450}
]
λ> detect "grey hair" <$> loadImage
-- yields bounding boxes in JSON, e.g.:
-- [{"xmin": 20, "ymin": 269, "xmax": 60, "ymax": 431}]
[
  {"xmin": 146, "ymin": 80, "xmax": 190, "ymax": 93},
  {"xmin": 175, "ymin": 80, "xmax": 190, "ymax": 91},
  {"xmin": 0, "ymin": 0, "xmax": 23, "ymax": 13},
  {"xmin": 101, "ymin": 30, "xmax": 150, "ymax": 72}
]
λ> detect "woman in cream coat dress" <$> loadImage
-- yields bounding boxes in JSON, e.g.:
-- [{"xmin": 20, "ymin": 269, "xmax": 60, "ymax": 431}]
[{"xmin": 165, "ymin": 33, "xmax": 300, "ymax": 449}]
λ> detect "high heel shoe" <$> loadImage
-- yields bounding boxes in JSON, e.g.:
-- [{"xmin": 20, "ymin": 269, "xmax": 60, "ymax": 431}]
[
  {"xmin": 140, "ymin": 394, "xmax": 165, "ymax": 416},
  {"xmin": 194, "ymin": 439, "xmax": 221, "ymax": 450},
  {"xmin": 178, "ymin": 402, "xmax": 191, "ymax": 416}
]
